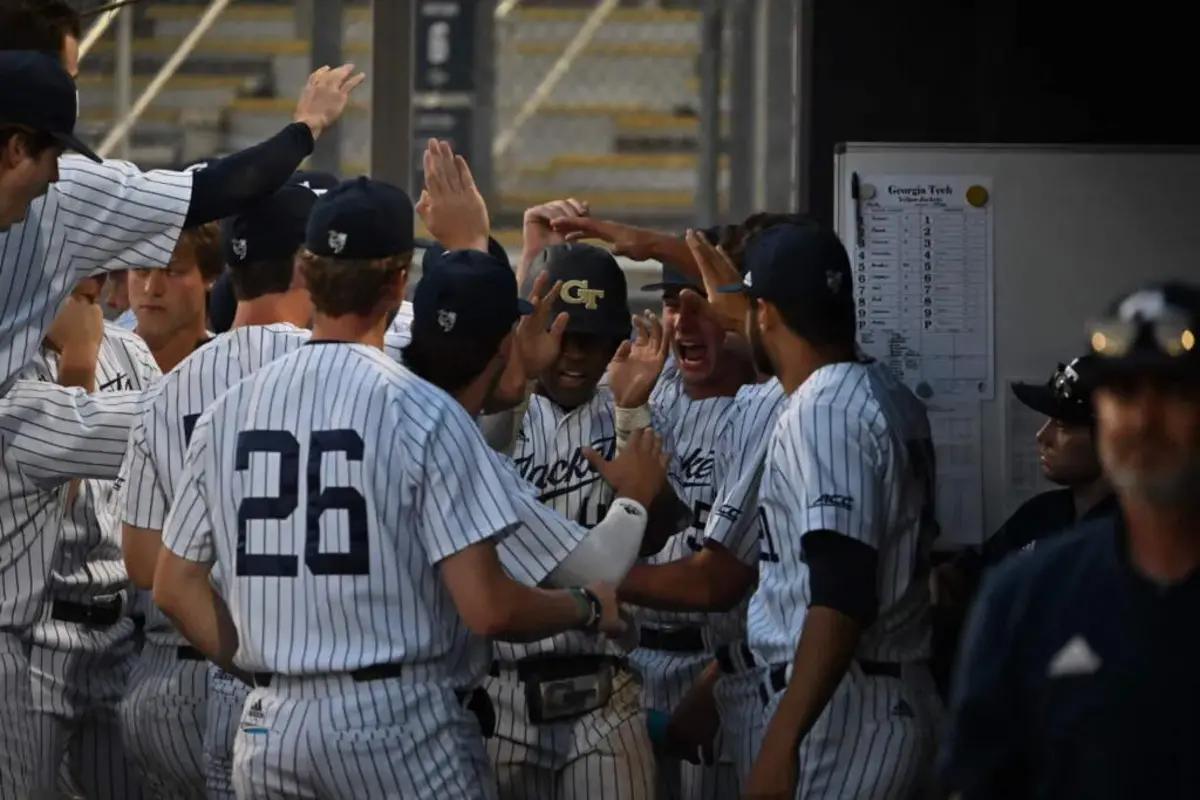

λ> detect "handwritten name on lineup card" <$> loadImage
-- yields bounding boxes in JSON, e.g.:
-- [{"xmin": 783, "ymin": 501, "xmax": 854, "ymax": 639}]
[{"xmin": 850, "ymin": 175, "xmax": 995, "ymax": 401}]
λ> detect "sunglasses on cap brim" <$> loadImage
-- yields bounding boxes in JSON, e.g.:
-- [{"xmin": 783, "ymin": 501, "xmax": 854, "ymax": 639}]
[{"xmin": 1087, "ymin": 316, "xmax": 1197, "ymax": 359}]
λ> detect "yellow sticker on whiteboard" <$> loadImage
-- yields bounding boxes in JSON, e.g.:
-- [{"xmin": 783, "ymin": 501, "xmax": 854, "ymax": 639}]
[{"xmin": 966, "ymin": 185, "xmax": 989, "ymax": 207}]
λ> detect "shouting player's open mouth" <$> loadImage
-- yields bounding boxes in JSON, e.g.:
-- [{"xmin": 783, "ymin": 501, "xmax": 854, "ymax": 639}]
[{"xmin": 676, "ymin": 337, "xmax": 714, "ymax": 379}]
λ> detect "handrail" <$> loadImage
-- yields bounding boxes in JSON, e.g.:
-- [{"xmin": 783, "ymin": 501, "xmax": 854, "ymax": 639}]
[
  {"xmin": 77, "ymin": 6, "xmax": 123, "ymax": 60},
  {"xmin": 492, "ymin": 0, "xmax": 619, "ymax": 159},
  {"xmin": 97, "ymin": 0, "xmax": 234, "ymax": 159},
  {"xmin": 495, "ymin": 0, "xmax": 522, "ymax": 19}
]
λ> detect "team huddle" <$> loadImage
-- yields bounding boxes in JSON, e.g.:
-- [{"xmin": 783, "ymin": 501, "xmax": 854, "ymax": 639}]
[{"xmin": 3, "ymin": 2, "xmax": 1200, "ymax": 800}]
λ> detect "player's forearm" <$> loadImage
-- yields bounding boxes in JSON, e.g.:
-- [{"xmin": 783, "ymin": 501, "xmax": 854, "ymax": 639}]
[
  {"xmin": 184, "ymin": 123, "xmax": 314, "ymax": 227},
  {"xmin": 620, "ymin": 547, "xmax": 753, "ymax": 612},
  {"xmin": 153, "ymin": 553, "xmax": 241, "ymax": 673},
  {"xmin": 762, "ymin": 606, "xmax": 862, "ymax": 753},
  {"xmin": 652, "ymin": 234, "xmax": 701, "ymax": 281},
  {"xmin": 56, "ymin": 347, "xmax": 100, "ymax": 392},
  {"xmin": 486, "ymin": 582, "xmax": 591, "ymax": 642}
]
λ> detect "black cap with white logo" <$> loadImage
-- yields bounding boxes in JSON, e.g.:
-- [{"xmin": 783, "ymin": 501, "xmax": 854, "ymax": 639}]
[
  {"xmin": 305, "ymin": 177, "xmax": 414, "ymax": 259},
  {"xmin": 1088, "ymin": 282, "xmax": 1200, "ymax": 381},
  {"xmin": 532, "ymin": 243, "xmax": 631, "ymax": 339}
]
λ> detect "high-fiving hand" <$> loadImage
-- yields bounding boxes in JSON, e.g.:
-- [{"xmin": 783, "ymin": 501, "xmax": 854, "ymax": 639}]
[
  {"xmin": 607, "ymin": 310, "xmax": 672, "ymax": 409},
  {"xmin": 293, "ymin": 64, "xmax": 367, "ymax": 141},
  {"xmin": 416, "ymin": 138, "xmax": 490, "ymax": 252}
]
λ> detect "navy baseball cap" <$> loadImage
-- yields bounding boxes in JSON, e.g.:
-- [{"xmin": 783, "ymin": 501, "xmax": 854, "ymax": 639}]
[
  {"xmin": 413, "ymin": 249, "xmax": 533, "ymax": 341},
  {"xmin": 533, "ymin": 243, "xmax": 632, "ymax": 339},
  {"xmin": 305, "ymin": 177, "xmax": 414, "ymax": 259},
  {"xmin": 718, "ymin": 223, "xmax": 853, "ymax": 312},
  {"xmin": 0, "ymin": 51, "xmax": 100, "ymax": 162},
  {"xmin": 221, "ymin": 184, "xmax": 319, "ymax": 267},
  {"xmin": 207, "ymin": 271, "xmax": 236, "ymax": 334},
  {"xmin": 642, "ymin": 265, "xmax": 702, "ymax": 296},
  {"xmin": 1012, "ymin": 356, "xmax": 1101, "ymax": 425},
  {"xmin": 1087, "ymin": 282, "xmax": 1200, "ymax": 381}
]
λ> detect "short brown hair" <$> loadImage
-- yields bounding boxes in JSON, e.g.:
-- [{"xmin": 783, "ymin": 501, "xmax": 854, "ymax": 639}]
[
  {"xmin": 0, "ymin": 0, "xmax": 81, "ymax": 54},
  {"xmin": 299, "ymin": 250, "xmax": 411, "ymax": 317},
  {"xmin": 175, "ymin": 223, "xmax": 224, "ymax": 283}
]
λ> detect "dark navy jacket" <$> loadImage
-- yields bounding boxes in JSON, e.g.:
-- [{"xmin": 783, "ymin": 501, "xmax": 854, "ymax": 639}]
[{"xmin": 940, "ymin": 515, "xmax": 1200, "ymax": 799}]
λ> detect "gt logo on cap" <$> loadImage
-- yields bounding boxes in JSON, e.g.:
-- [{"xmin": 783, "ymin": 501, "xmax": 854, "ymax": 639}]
[{"xmin": 561, "ymin": 280, "xmax": 605, "ymax": 310}]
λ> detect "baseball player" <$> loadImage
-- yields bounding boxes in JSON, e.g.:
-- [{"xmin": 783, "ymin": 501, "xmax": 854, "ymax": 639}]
[
  {"xmin": 119, "ymin": 183, "xmax": 322, "ymax": 798},
  {"xmin": 0, "ymin": 32, "xmax": 362, "ymax": 391},
  {"xmin": 601, "ymin": 268, "xmax": 759, "ymax": 800},
  {"xmin": 941, "ymin": 282, "xmax": 1200, "ymax": 800},
  {"xmin": 706, "ymin": 223, "xmax": 939, "ymax": 799},
  {"xmin": 25, "ymin": 276, "xmax": 160, "ymax": 799},
  {"xmin": 0, "ymin": 299, "xmax": 144, "ymax": 799},
  {"xmin": 478, "ymin": 240, "xmax": 674, "ymax": 800},
  {"xmin": 152, "ymin": 177, "xmax": 639, "ymax": 799},
  {"xmin": 615, "ymin": 325, "xmax": 787, "ymax": 789},
  {"xmin": 127, "ymin": 220, "xmax": 224, "ymax": 372}
]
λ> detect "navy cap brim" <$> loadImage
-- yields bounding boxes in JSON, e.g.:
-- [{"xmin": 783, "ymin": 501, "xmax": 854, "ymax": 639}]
[
  {"xmin": 1011, "ymin": 382, "xmax": 1092, "ymax": 424},
  {"xmin": 53, "ymin": 131, "xmax": 101, "ymax": 163},
  {"xmin": 517, "ymin": 298, "xmax": 534, "ymax": 315},
  {"xmin": 717, "ymin": 282, "xmax": 750, "ymax": 294}
]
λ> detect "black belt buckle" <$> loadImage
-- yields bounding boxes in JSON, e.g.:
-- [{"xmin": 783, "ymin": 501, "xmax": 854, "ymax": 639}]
[
  {"xmin": 51, "ymin": 597, "xmax": 122, "ymax": 627},
  {"xmin": 638, "ymin": 625, "xmax": 706, "ymax": 654}
]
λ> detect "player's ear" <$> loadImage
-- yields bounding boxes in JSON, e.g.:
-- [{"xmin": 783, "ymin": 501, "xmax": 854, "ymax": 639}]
[{"xmin": 756, "ymin": 298, "xmax": 778, "ymax": 333}]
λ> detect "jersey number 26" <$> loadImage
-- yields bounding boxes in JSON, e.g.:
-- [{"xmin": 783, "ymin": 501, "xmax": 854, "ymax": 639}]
[{"xmin": 235, "ymin": 428, "xmax": 369, "ymax": 578}]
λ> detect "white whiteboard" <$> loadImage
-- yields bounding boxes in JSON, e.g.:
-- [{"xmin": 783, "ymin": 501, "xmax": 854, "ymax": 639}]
[{"xmin": 834, "ymin": 143, "xmax": 1200, "ymax": 546}]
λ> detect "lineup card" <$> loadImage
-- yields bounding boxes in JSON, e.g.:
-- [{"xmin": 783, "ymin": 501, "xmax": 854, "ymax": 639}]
[{"xmin": 850, "ymin": 175, "xmax": 995, "ymax": 401}]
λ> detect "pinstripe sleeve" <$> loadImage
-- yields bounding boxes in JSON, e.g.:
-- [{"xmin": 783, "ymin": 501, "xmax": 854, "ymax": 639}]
[
  {"xmin": 56, "ymin": 157, "xmax": 192, "ymax": 275},
  {"xmin": 495, "ymin": 455, "xmax": 589, "ymax": 586},
  {"xmin": 417, "ymin": 402, "xmax": 520, "ymax": 565},
  {"xmin": 791, "ymin": 402, "xmax": 885, "ymax": 548},
  {"xmin": 161, "ymin": 415, "xmax": 214, "ymax": 564},
  {"xmin": 704, "ymin": 457, "xmax": 766, "ymax": 566},
  {"xmin": 122, "ymin": 411, "xmax": 169, "ymax": 530},
  {"xmin": 0, "ymin": 381, "xmax": 140, "ymax": 485}
]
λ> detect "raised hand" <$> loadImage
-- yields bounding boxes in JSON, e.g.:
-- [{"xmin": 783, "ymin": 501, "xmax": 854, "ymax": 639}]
[
  {"xmin": 45, "ymin": 293, "xmax": 104, "ymax": 359},
  {"xmin": 582, "ymin": 428, "xmax": 668, "ymax": 508},
  {"xmin": 608, "ymin": 310, "xmax": 672, "ymax": 409},
  {"xmin": 516, "ymin": 272, "xmax": 570, "ymax": 376},
  {"xmin": 685, "ymin": 229, "xmax": 747, "ymax": 333},
  {"xmin": 415, "ymin": 138, "xmax": 490, "ymax": 252},
  {"xmin": 293, "ymin": 64, "xmax": 367, "ymax": 141}
]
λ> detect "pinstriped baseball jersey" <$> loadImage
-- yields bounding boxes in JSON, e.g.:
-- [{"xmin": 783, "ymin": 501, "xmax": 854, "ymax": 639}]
[
  {"xmin": 640, "ymin": 380, "xmax": 735, "ymax": 627},
  {"xmin": 0, "ymin": 157, "xmax": 191, "ymax": 388},
  {"xmin": 703, "ymin": 378, "xmax": 788, "ymax": 567},
  {"xmin": 163, "ymin": 342, "xmax": 520, "ymax": 683},
  {"xmin": 0, "ymin": 375, "xmax": 141, "ymax": 630},
  {"xmin": 495, "ymin": 388, "xmax": 618, "ymax": 662},
  {"xmin": 47, "ymin": 324, "xmax": 161, "ymax": 605},
  {"xmin": 121, "ymin": 323, "xmax": 310, "ymax": 646},
  {"xmin": 747, "ymin": 360, "xmax": 936, "ymax": 666}
]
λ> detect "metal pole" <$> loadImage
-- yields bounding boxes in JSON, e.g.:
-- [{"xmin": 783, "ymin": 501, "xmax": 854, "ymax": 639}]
[
  {"xmin": 114, "ymin": 7, "xmax": 134, "ymax": 160},
  {"xmin": 727, "ymin": 0, "xmax": 754, "ymax": 221},
  {"xmin": 760, "ymin": 0, "xmax": 799, "ymax": 213},
  {"xmin": 310, "ymin": 0, "xmax": 344, "ymax": 174},
  {"xmin": 97, "ymin": 0, "xmax": 234, "ymax": 158},
  {"xmin": 78, "ymin": 7, "xmax": 122, "ymax": 61},
  {"xmin": 472, "ymin": 1, "xmax": 497, "ymax": 206},
  {"xmin": 695, "ymin": 0, "xmax": 722, "ymax": 227},
  {"xmin": 794, "ymin": 0, "xmax": 813, "ymax": 214},
  {"xmin": 492, "ymin": 0, "xmax": 619, "ymax": 159},
  {"xmin": 370, "ymin": 0, "xmax": 414, "ymax": 190}
]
